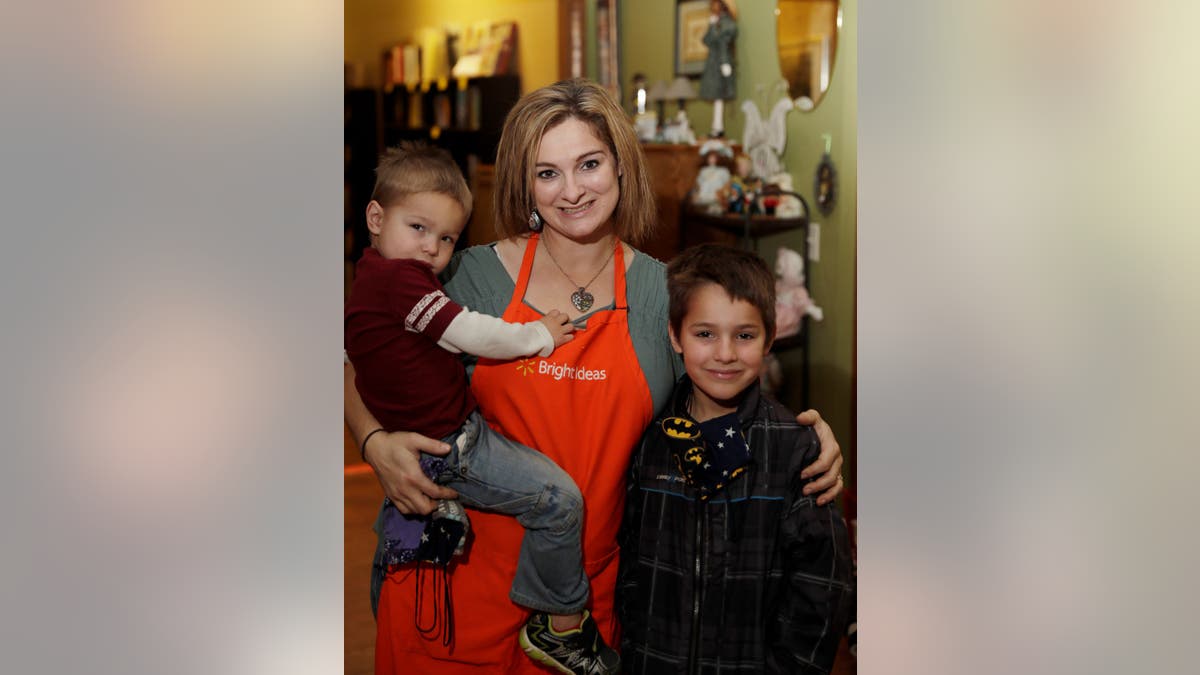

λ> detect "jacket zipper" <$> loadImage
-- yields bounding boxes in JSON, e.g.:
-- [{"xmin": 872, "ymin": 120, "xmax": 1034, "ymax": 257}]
[{"xmin": 688, "ymin": 497, "xmax": 706, "ymax": 674}]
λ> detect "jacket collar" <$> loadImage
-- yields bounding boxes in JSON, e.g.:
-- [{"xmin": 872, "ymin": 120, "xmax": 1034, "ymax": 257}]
[{"xmin": 668, "ymin": 375, "xmax": 762, "ymax": 429}]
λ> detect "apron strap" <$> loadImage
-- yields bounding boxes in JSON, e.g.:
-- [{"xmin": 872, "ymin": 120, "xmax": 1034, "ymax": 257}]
[
  {"xmin": 512, "ymin": 233, "xmax": 540, "ymax": 301},
  {"xmin": 612, "ymin": 240, "xmax": 628, "ymax": 310}
]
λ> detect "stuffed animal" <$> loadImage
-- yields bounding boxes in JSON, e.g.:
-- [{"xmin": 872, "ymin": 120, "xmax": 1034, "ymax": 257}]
[{"xmin": 774, "ymin": 246, "xmax": 822, "ymax": 340}]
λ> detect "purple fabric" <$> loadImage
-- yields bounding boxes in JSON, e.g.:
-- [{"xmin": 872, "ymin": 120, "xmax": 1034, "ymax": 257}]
[{"xmin": 377, "ymin": 455, "xmax": 455, "ymax": 566}]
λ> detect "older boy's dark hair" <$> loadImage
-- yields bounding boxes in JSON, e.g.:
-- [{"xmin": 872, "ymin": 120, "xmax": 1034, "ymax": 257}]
[
  {"xmin": 667, "ymin": 244, "xmax": 776, "ymax": 343},
  {"xmin": 370, "ymin": 141, "xmax": 473, "ymax": 216}
]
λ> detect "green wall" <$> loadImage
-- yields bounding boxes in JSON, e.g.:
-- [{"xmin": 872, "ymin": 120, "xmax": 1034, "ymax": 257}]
[{"xmin": 622, "ymin": 0, "xmax": 857, "ymax": 477}]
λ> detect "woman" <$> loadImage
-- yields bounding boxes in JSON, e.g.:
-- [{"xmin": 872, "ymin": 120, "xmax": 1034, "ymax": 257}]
[{"xmin": 345, "ymin": 78, "xmax": 844, "ymax": 673}]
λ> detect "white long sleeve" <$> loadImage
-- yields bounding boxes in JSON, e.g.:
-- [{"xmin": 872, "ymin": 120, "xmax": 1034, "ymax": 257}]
[{"xmin": 436, "ymin": 308, "xmax": 556, "ymax": 358}]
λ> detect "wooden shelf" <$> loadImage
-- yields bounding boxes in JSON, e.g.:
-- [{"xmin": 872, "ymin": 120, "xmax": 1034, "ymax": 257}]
[{"xmin": 683, "ymin": 210, "xmax": 807, "ymax": 241}]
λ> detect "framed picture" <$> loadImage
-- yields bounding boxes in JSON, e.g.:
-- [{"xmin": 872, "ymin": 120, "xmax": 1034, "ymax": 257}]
[{"xmin": 675, "ymin": 0, "xmax": 710, "ymax": 76}]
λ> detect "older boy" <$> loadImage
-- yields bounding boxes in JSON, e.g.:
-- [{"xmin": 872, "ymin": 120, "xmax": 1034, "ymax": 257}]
[
  {"xmin": 617, "ymin": 244, "xmax": 854, "ymax": 674},
  {"xmin": 346, "ymin": 142, "xmax": 620, "ymax": 674}
]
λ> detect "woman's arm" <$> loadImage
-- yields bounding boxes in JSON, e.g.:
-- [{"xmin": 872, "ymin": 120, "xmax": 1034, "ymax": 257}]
[
  {"xmin": 795, "ymin": 409, "xmax": 844, "ymax": 505},
  {"xmin": 345, "ymin": 362, "xmax": 458, "ymax": 515}
]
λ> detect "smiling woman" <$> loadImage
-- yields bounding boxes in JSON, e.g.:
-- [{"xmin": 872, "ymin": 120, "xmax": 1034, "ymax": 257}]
[{"xmin": 351, "ymin": 79, "xmax": 678, "ymax": 675}]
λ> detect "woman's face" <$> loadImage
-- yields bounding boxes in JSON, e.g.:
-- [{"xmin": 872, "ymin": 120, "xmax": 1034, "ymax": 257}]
[{"xmin": 532, "ymin": 117, "xmax": 620, "ymax": 242}]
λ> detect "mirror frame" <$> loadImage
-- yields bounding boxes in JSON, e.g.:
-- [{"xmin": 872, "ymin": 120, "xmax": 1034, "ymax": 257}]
[{"xmin": 776, "ymin": 0, "xmax": 842, "ymax": 111}]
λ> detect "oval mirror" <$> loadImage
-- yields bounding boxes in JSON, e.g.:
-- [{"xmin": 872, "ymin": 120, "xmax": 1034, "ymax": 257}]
[{"xmin": 776, "ymin": 0, "xmax": 842, "ymax": 111}]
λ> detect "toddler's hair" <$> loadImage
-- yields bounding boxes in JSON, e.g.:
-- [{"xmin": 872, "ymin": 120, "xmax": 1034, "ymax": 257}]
[{"xmin": 370, "ymin": 141, "xmax": 473, "ymax": 217}]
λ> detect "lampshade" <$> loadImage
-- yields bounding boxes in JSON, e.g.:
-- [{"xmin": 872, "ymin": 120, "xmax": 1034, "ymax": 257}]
[
  {"xmin": 646, "ymin": 79, "xmax": 671, "ymax": 102},
  {"xmin": 663, "ymin": 77, "xmax": 697, "ymax": 102}
]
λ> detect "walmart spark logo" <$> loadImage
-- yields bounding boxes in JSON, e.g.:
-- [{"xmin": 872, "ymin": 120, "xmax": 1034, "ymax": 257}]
[{"xmin": 516, "ymin": 359, "xmax": 538, "ymax": 376}]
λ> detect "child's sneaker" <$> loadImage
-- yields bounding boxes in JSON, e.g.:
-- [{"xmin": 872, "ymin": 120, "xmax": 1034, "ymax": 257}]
[{"xmin": 518, "ymin": 610, "xmax": 620, "ymax": 675}]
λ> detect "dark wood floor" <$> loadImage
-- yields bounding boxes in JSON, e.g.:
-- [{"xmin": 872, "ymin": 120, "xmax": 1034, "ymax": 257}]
[
  {"xmin": 344, "ymin": 427, "xmax": 855, "ymax": 674},
  {"xmin": 345, "ymin": 425, "xmax": 382, "ymax": 675}
]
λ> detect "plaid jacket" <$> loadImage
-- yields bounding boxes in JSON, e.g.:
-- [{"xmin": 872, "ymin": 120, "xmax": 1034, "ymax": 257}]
[{"xmin": 617, "ymin": 378, "xmax": 855, "ymax": 674}]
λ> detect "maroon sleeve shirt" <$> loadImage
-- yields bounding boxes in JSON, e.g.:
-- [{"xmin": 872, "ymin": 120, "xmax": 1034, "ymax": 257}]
[{"xmin": 345, "ymin": 249, "xmax": 475, "ymax": 438}]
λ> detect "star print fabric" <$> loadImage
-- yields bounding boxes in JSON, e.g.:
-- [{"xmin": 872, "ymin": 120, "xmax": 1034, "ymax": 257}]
[
  {"xmin": 660, "ymin": 412, "xmax": 751, "ymax": 500},
  {"xmin": 377, "ymin": 455, "xmax": 467, "ymax": 565}
]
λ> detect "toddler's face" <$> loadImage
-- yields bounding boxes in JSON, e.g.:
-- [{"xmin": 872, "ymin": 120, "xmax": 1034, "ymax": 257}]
[{"xmin": 367, "ymin": 192, "xmax": 466, "ymax": 274}]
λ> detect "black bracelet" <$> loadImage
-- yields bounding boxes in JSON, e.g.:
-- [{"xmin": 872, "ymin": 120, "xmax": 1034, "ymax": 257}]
[{"xmin": 360, "ymin": 427, "xmax": 386, "ymax": 462}]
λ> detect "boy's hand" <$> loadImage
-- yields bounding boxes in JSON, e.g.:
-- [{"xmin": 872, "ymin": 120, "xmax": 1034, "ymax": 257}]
[
  {"xmin": 539, "ymin": 309, "xmax": 576, "ymax": 348},
  {"xmin": 796, "ymin": 409, "xmax": 845, "ymax": 505}
]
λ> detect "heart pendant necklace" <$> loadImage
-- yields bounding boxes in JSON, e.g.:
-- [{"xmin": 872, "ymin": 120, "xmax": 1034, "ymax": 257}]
[
  {"xmin": 542, "ymin": 237, "xmax": 616, "ymax": 314},
  {"xmin": 570, "ymin": 288, "xmax": 594, "ymax": 313}
]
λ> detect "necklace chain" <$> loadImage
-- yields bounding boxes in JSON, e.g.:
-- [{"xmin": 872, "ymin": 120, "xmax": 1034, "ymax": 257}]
[
  {"xmin": 541, "ymin": 237, "xmax": 616, "ymax": 312},
  {"xmin": 541, "ymin": 238, "xmax": 615, "ymax": 292}
]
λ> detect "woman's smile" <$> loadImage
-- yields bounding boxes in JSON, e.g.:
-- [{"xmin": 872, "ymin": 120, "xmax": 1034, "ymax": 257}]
[{"xmin": 559, "ymin": 201, "xmax": 594, "ymax": 217}]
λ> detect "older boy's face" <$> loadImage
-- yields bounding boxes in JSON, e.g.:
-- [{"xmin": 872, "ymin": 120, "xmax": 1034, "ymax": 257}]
[
  {"xmin": 670, "ymin": 283, "xmax": 769, "ymax": 421},
  {"xmin": 366, "ymin": 192, "xmax": 466, "ymax": 274}
]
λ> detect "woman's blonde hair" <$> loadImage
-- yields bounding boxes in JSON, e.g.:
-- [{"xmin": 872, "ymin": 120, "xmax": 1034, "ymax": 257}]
[{"xmin": 492, "ymin": 78, "xmax": 656, "ymax": 245}]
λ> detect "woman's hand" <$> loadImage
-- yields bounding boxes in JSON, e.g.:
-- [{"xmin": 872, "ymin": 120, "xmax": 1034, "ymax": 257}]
[
  {"xmin": 362, "ymin": 430, "xmax": 458, "ymax": 515},
  {"xmin": 796, "ymin": 409, "xmax": 844, "ymax": 505}
]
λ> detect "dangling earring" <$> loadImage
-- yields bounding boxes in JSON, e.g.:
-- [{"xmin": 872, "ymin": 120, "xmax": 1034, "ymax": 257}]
[{"xmin": 528, "ymin": 210, "xmax": 544, "ymax": 232}]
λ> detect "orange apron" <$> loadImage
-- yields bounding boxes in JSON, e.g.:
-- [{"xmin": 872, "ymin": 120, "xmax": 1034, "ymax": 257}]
[{"xmin": 375, "ymin": 234, "xmax": 655, "ymax": 673}]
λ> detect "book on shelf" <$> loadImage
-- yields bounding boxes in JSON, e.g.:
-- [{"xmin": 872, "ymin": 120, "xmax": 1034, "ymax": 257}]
[
  {"xmin": 467, "ymin": 86, "xmax": 482, "ymax": 131},
  {"xmin": 407, "ymin": 90, "xmax": 423, "ymax": 128},
  {"xmin": 402, "ymin": 44, "xmax": 421, "ymax": 90},
  {"xmin": 389, "ymin": 93, "xmax": 404, "ymax": 127},
  {"xmin": 451, "ymin": 21, "xmax": 488, "ymax": 79},
  {"xmin": 477, "ymin": 21, "xmax": 513, "ymax": 76},
  {"xmin": 491, "ymin": 22, "xmax": 517, "ymax": 75},
  {"xmin": 417, "ymin": 26, "xmax": 450, "ymax": 87},
  {"xmin": 433, "ymin": 92, "xmax": 452, "ymax": 129},
  {"xmin": 382, "ymin": 45, "xmax": 403, "ymax": 91},
  {"xmin": 455, "ymin": 87, "xmax": 469, "ymax": 129}
]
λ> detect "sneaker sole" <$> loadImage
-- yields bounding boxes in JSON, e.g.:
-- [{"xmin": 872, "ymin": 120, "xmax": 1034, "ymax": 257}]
[{"xmin": 518, "ymin": 625, "xmax": 578, "ymax": 675}]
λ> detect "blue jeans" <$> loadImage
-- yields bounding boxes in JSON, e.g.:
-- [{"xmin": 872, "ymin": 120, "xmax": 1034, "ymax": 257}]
[{"xmin": 372, "ymin": 410, "xmax": 588, "ymax": 616}]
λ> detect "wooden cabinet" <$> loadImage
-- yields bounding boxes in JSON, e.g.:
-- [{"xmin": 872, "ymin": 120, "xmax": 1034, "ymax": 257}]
[
  {"xmin": 642, "ymin": 143, "xmax": 769, "ymax": 261},
  {"xmin": 639, "ymin": 144, "xmax": 702, "ymax": 262},
  {"xmin": 468, "ymin": 163, "xmax": 497, "ymax": 249}
]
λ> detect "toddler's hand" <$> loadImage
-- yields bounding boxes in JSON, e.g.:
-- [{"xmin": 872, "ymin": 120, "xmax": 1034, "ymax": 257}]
[{"xmin": 540, "ymin": 309, "xmax": 576, "ymax": 348}]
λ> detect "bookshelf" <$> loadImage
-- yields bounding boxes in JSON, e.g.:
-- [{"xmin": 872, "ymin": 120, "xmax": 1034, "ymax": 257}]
[{"xmin": 380, "ymin": 75, "xmax": 520, "ymax": 179}]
